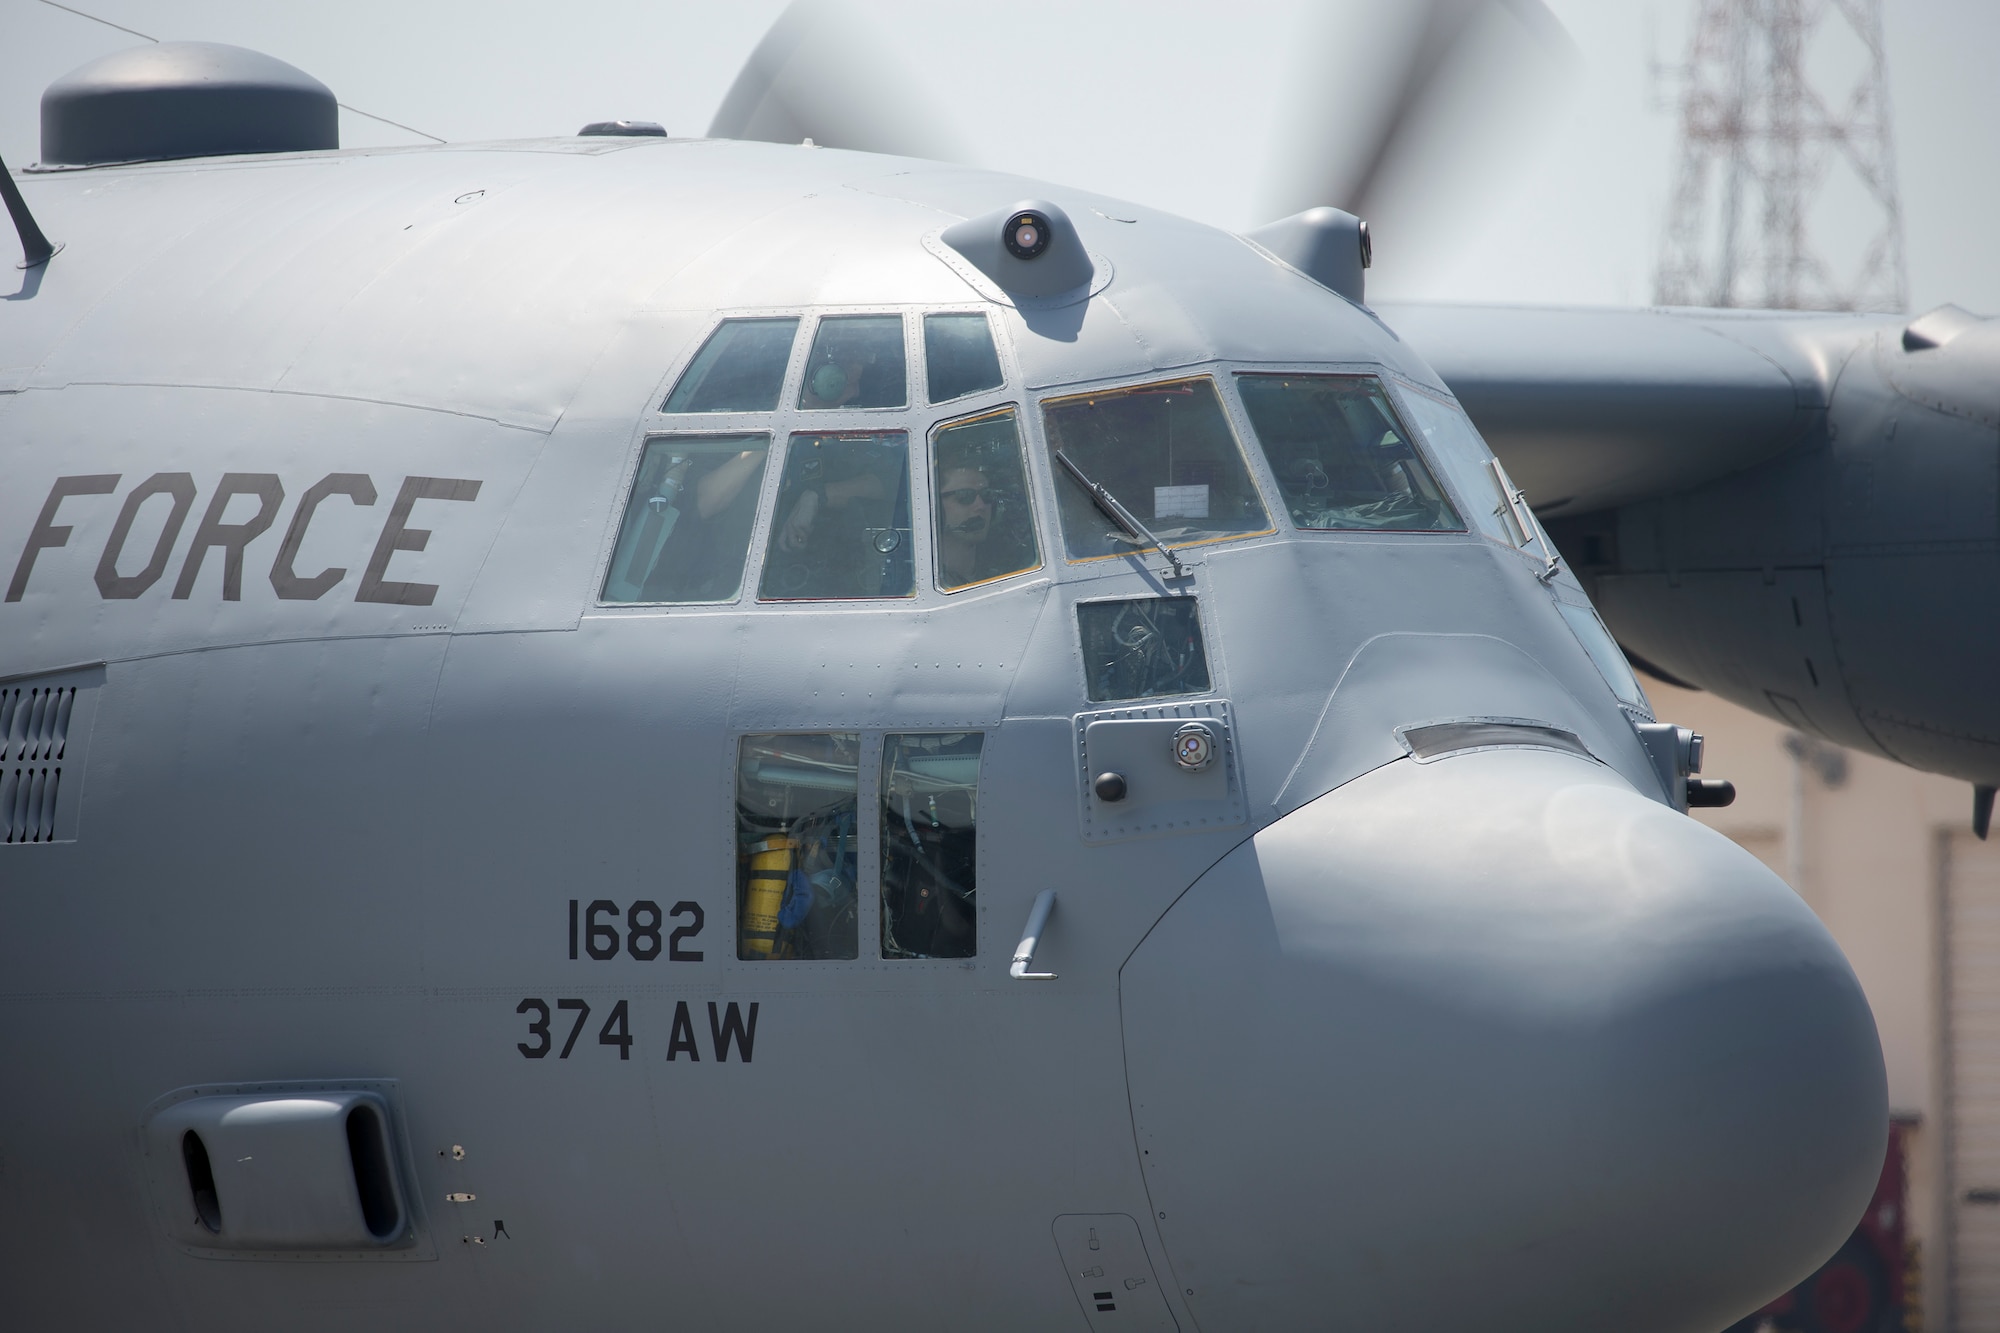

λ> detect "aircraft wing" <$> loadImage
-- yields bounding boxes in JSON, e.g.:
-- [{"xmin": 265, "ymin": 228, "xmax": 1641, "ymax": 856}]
[{"xmin": 1375, "ymin": 301, "xmax": 1896, "ymax": 517}]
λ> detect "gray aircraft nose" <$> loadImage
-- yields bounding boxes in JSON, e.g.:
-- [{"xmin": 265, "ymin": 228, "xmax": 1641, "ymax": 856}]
[{"xmin": 1120, "ymin": 747, "xmax": 1886, "ymax": 1333}]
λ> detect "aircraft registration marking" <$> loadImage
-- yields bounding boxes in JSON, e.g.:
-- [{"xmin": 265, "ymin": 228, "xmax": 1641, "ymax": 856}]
[{"xmin": 567, "ymin": 898, "xmax": 705, "ymax": 962}]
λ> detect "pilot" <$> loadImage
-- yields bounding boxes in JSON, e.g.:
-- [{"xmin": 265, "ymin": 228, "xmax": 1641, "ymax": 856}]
[
  {"xmin": 800, "ymin": 344, "xmax": 877, "ymax": 410},
  {"xmin": 935, "ymin": 460, "xmax": 1001, "ymax": 589}
]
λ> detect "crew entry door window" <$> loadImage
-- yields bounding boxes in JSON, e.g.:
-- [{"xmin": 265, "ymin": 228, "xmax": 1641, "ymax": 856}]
[
  {"xmin": 731, "ymin": 731, "xmax": 986, "ymax": 962},
  {"xmin": 881, "ymin": 733, "xmax": 982, "ymax": 960},
  {"xmin": 735, "ymin": 734, "xmax": 861, "ymax": 961}
]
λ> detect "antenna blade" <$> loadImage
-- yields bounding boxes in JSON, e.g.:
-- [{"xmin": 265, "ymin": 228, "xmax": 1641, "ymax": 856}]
[{"xmin": 0, "ymin": 153, "xmax": 58, "ymax": 269}]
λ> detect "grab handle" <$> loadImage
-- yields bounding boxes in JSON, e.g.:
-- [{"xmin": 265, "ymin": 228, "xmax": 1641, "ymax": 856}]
[{"xmin": 1010, "ymin": 889, "xmax": 1058, "ymax": 981}]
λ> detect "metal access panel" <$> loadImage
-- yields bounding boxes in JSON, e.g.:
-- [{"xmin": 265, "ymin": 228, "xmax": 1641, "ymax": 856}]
[
  {"xmin": 1076, "ymin": 701, "xmax": 1244, "ymax": 843},
  {"xmin": 1946, "ymin": 831, "xmax": 2000, "ymax": 1330},
  {"xmin": 1052, "ymin": 1213, "xmax": 1179, "ymax": 1332}
]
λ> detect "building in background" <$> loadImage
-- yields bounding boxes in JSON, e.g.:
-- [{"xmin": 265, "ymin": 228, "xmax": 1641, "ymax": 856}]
[{"xmin": 1651, "ymin": 672, "xmax": 1996, "ymax": 1330}]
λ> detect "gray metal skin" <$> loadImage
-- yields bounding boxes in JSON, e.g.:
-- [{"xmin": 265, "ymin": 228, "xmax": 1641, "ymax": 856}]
[
  {"xmin": 1, "ymin": 139, "xmax": 1884, "ymax": 1332},
  {"xmin": 1385, "ymin": 301, "xmax": 2000, "ymax": 787}
]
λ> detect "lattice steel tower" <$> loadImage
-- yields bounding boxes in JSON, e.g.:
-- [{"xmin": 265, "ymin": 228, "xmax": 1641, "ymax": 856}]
[{"xmin": 1654, "ymin": 0, "xmax": 1907, "ymax": 312}]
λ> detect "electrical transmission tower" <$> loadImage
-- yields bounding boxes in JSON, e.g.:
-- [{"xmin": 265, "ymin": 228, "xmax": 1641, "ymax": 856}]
[{"xmin": 1654, "ymin": 0, "xmax": 1907, "ymax": 312}]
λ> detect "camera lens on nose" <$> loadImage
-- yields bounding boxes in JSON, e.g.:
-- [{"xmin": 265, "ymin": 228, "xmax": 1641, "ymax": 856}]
[{"xmin": 1005, "ymin": 210, "xmax": 1051, "ymax": 260}]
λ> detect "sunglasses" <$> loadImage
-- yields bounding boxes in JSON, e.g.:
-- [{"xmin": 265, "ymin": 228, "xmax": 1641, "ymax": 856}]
[{"xmin": 939, "ymin": 487, "xmax": 999, "ymax": 506}]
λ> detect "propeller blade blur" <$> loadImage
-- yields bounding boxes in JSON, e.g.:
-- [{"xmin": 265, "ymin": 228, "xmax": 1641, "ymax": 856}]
[
  {"xmin": 1257, "ymin": 0, "xmax": 1577, "ymax": 290},
  {"xmin": 707, "ymin": 0, "xmax": 967, "ymax": 163}
]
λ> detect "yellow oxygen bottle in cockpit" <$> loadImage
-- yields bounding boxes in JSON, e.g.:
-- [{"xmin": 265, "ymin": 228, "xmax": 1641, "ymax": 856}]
[{"xmin": 741, "ymin": 834, "xmax": 792, "ymax": 958}]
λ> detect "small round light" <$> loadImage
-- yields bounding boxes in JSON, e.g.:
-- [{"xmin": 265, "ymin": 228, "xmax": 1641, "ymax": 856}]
[
  {"xmin": 1003, "ymin": 210, "xmax": 1052, "ymax": 260},
  {"xmin": 1172, "ymin": 722, "xmax": 1215, "ymax": 771}
]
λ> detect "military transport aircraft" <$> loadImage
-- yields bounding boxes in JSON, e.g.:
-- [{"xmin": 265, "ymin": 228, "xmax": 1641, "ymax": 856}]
[{"xmin": 0, "ymin": 4, "xmax": 1909, "ymax": 1331}]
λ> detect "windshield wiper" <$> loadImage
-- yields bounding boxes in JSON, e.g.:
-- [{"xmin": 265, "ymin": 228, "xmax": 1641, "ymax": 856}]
[{"xmin": 1053, "ymin": 449, "xmax": 1189, "ymax": 582}]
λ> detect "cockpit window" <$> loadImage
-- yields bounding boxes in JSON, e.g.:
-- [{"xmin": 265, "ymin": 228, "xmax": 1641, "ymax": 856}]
[
  {"xmin": 1077, "ymin": 597, "xmax": 1212, "ymax": 702},
  {"xmin": 799, "ymin": 315, "xmax": 907, "ymax": 410},
  {"xmin": 1393, "ymin": 388, "xmax": 1517, "ymax": 545},
  {"xmin": 602, "ymin": 435, "xmax": 770, "ymax": 603},
  {"xmin": 881, "ymin": 733, "xmax": 982, "ymax": 959},
  {"xmin": 663, "ymin": 318, "xmax": 800, "ymax": 413},
  {"xmin": 1235, "ymin": 374, "xmax": 1463, "ymax": 531},
  {"xmin": 1041, "ymin": 377, "xmax": 1271, "ymax": 560},
  {"xmin": 737, "ymin": 733, "xmax": 861, "ymax": 961},
  {"xmin": 924, "ymin": 313, "xmax": 1004, "ymax": 404},
  {"xmin": 930, "ymin": 407, "xmax": 1041, "ymax": 591},
  {"xmin": 759, "ymin": 431, "xmax": 914, "ymax": 600},
  {"xmin": 1555, "ymin": 599, "xmax": 1650, "ymax": 711}
]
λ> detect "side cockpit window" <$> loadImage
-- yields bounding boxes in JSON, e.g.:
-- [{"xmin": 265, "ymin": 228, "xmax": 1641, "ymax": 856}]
[
  {"xmin": 924, "ymin": 313, "xmax": 1004, "ymax": 404},
  {"xmin": 931, "ymin": 407, "xmax": 1041, "ymax": 591},
  {"xmin": 1393, "ymin": 388, "xmax": 1519, "ymax": 546},
  {"xmin": 1042, "ymin": 377, "xmax": 1270, "ymax": 561},
  {"xmin": 663, "ymin": 318, "xmax": 800, "ymax": 413},
  {"xmin": 1235, "ymin": 374, "xmax": 1462, "ymax": 532},
  {"xmin": 602, "ymin": 435, "xmax": 771, "ymax": 603},
  {"xmin": 800, "ymin": 315, "xmax": 907, "ymax": 410},
  {"xmin": 760, "ymin": 431, "xmax": 914, "ymax": 600}
]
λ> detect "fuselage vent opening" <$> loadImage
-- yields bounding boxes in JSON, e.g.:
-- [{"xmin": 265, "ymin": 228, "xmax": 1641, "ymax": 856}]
[{"xmin": 0, "ymin": 684, "xmax": 75, "ymax": 844}]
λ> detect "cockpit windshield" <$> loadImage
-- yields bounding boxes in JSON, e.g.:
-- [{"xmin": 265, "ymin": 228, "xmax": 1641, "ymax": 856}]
[
  {"xmin": 1040, "ymin": 377, "xmax": 1270, "ymax": 560},
  {"xmin": 799, "ymin": 315, "xmax": 907, "ymax": 410},
  {"xmin": 759, "ymin": 431, "xmax": 914, "ymax": 600},
  {"xmin": 602, "ymin": 435, "xmax": 770, "ymax": 603},
  {"xmin": 924, "ymin": 313, "xmax": 1004, "ymax": 404},
  {"xmin": 663, "ymin": 318, "xmax": 800, "ymax": 413},
  {"xmin": 1393, "ymin": 388, "xmax": 1518, "ymax": 546},
  {"xmin": 1235, "ymin": 374, "xmax": 1463, "ymax": 532}
]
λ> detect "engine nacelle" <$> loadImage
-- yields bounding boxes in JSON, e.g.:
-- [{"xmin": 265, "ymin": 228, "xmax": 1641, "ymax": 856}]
[{"xmin": 1551, "ymin": 323, "xmax": 2000, "ymax": 787}]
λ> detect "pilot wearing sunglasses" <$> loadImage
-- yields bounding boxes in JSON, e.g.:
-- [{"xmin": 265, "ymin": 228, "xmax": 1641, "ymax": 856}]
[{"xmin": 935, "ymin": 461, "xmax": 1002, "ymax": 591}]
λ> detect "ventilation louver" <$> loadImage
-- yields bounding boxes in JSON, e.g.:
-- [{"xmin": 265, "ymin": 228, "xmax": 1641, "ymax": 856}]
[{"xmin": 1, "ymin": 684, "xmax": 78, "ymax": 844}]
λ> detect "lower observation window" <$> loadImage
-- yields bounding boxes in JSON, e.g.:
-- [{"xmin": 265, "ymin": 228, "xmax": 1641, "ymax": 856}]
[
  {"xmin": 1077, "ymin": 597, "xmax": 1211, "ymax": 702},
  {"xmin": 880, "ymin": 733, "xmax": 982, "ymax": 960},
  {"xmin": 736, "ymin": 734, "xmax": 861, "ymax": 961}
]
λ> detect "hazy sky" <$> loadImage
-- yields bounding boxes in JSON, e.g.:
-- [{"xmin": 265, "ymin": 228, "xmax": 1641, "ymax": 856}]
[{"xmin": 3, "ymin": 0, "xmax": 1995, "ymax": 313}]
